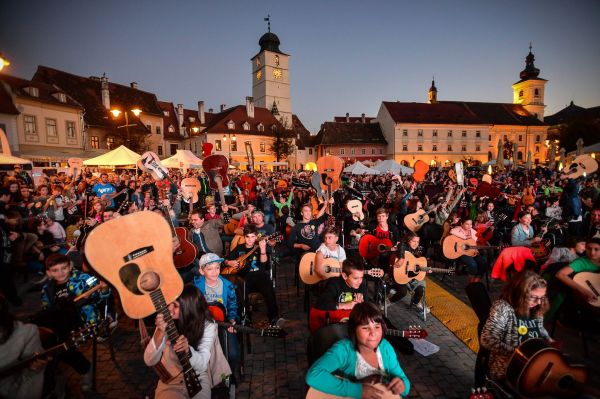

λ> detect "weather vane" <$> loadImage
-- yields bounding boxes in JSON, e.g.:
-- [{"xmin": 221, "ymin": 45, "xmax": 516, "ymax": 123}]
[{"xmin": 264, "ymin": 14, "xmax": 271, "ymax": 32}]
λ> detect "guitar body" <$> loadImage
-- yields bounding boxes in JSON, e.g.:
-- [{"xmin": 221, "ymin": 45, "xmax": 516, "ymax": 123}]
[
  {"xmin": 530, "ymin": 239, "xmax": 551, "ymax": 260},
  {"xmin": 230, "ymin": 234, "xmax": 245, "ymax": 252},
  {"xmin": 346, "ymin": 199, "xmax": 364, "ymax": 222},
  {"xmin": 84, "ymin": 211, "xmax": 184, "ymax": 319},
  {"xmin": 404, "ymin": 209, "xmax": 429, "ymax": 232},
  {"xmin": 238, "ymin": 174, "xmax": 258, "ymax": 201},
  {"xmin": 506, "ymin": 338, "xmax": 588, "ymax": 398},
  {"xmin": 522, "ymin": 186, "xmax": 535, "ymax": 206},
  {"xmin": 573, "ymin": 272, "xmax": 600, "ymax": 307},
  {"xmin": 442, "ymin": 236, "xmax": 478, "ymax": 259},
  {"xmin": 393, "ymin": 252, "xmax": 428, "ymax": 285},
  {"xmin": 173, "ymin": 226, "xmax": 197, "ymax": 269},
  {"xmin": 202, "ymin": 155, "xmax": 230, "ymax": 189},
  {"xmin": 224, "ymin": 219, "xmax": 239, "ymax": 236},
  {"xmin": 475, "ymin": 225, "xmax": 494, "ymax": 245},
  {"xmin": 180, "ymin": 177, "xmax": 201, "ymax": 204},
  {"xmin": 413, "ymin": 160, "xmax": 429, "ymax": 183},
  {"xmin": 306, "ymin": 383, "xmax": 396, "ymax": 399},
  {"xmin": 139, "ymin": 151, "xmax": 169, "ymax": 181},
  {"xmin": 358, "ymin": 234, "xmax": 380, "ymax": 259},
  {"xmin": 562, "ymin": 154, "xmax": 598, "ymax": 179},
  {"xmin": 316, "ymin": 156, "xmax": 344, "ymax": 192},
  {"xmin": 299, "ymin": 253, "xmax": 344, "ymax": 285}
]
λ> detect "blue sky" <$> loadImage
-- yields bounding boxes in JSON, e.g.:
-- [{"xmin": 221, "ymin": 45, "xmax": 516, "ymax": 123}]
[{"xmin": 1, "ymin": 0, "xmax": 599, "ymax": 132}]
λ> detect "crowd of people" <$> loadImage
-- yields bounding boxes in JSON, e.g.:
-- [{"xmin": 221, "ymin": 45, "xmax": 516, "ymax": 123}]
[{"xmin": 0, "ymin": 158, "xmax": 598, "ymax": 398}]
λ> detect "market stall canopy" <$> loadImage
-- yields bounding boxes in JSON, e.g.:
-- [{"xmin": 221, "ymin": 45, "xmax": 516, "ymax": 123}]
[
  {"xmin": 161, "ymin": 150, "xmax": 203, "ymax": 169},
  {"xmin": 0, "ymin": 153, "xmax": 32, "ymax": 165},
  {"xmin": 372, "ymin": 159, "xmax": 413, "ymax": 175},
  {"xmin": 343, "ymin": 161, "xmax": 380, "ymax": 175},
  {"xmin": 83, "ymin": 145, "xmax": 141, "ymax": 166}
]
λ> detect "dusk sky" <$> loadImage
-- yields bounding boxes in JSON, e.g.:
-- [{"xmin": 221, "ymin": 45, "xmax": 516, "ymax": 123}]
[{"xmin": 2, "ymin": 0, "xmax": 599, "ymax": 133}]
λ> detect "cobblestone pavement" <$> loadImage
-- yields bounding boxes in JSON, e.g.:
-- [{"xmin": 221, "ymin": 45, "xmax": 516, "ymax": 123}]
[{"xmin": 14, "ymin": 254, "xmax": 599, "ymax": 398}]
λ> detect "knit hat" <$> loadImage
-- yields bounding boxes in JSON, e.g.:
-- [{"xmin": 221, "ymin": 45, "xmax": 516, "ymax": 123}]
[{"xmin": 199, "ymin": 253, "xmax": 224, "ymax": 268}]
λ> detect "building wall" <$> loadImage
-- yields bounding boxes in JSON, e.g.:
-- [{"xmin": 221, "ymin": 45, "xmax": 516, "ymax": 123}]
[
  {"xmin": 317, "ymin": 144, "xmax": 387, "ymax": 163},
  {"xmin": 0, "ymin": 114, "xmax": 18, "ymax": 152},
  {"xmin": 206, "ymin": 132, "xmax": 279, "ymax": 167},
  {"xmin": 489, "ymin": 125, "xmax": 548, "ymax": 164},
  {"xmin": 512, "ymin": 79, "xmax": 547, "ymax": 121},
  {"xmin": 375, "ymin": 105, "xmax": 397, "ymax": 157},
  {"xmin": 139, "ymin": 114, "xmax": 165, "ymax": 153}
]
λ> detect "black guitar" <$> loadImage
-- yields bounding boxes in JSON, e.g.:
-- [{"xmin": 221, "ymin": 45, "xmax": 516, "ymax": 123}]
[{"xmin": 216, "ymin": 321, "xmax": 287, "ymax": 338}]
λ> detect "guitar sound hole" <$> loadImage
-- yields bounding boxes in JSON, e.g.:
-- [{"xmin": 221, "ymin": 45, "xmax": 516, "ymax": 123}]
[
  {"xmin": 139, "ymin": 271, "xmax": 161, "ymax": 292},
  {"xmin": 557, "ymin": 375, "xmax": 574, "ymax": 390}
]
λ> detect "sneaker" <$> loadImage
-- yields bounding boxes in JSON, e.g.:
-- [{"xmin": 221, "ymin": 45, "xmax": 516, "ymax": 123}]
[
  {"xmin": 272, "ymin": 317, "xmax": 286, "ymax": 328},
  {"xmin": 414, "ymin": 302, "xmax": 431, "ymax": 314}
]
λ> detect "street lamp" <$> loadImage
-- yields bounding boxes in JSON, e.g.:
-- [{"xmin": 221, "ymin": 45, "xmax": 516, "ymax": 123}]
[
  {"xmin": 0, "ymin": 53, "xmax": 10, "ymax": 72},
  {"xmin": 222, "ymin": 133, "xmax": 236, "ymax": 162},
  {"xmin": 111, "ymin": 107, "xmax": 142, "ymax": 148}
]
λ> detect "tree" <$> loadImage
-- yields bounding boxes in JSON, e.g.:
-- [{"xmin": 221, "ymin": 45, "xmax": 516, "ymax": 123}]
[
  {"xmin": 503, "ymin": 139, "xmax": 514, "ymax": 160},
  {"xmin": 269, "ymin": 127, "xmax": 295, "ymax": 162}
]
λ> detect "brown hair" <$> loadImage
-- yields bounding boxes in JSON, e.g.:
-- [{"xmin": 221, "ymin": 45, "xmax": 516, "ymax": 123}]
[
  {"xmin": 341, "ymin": 258, "xmax": 364, "ymax": 276},
  {"xmin": 45, "ymin": 253, "xmax": 71, "ymax": 270},
  {"xmin": 501, "ymin": 270, "xmax": 549, "ymax": 318},
  {"xmin": 323, "ymin": 226, "xmax": 339, "ymax": 237},
  {"xmin": 347, "ymin": 302, "xmax": 387, "ymax": 350},
  {"xmin": 375, "ymin": 208, "xmax": 388, "ymax": 216},
  {"xmin": 475, "ymin": 211, "xmax": 490, "ymax": 224}
]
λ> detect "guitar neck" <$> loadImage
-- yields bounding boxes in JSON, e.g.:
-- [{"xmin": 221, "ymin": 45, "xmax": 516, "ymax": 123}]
[
  {"xmin": 149, "ymin": 289, "xmax": 201, "ymax": 397},
  {"xmin": 386, "ymin": 329, "xmax": 411, "ymax": 338},
  {"xmin": 216, "ymin": 321, "xmax": 265, "ymax": 336},
  {"xmin": 0, "ymin": 342, "xmax": 69, "ymax": 379},
  {"xmin": 421, "ymin": 266, "xmax": 453, "ymax": 274}
]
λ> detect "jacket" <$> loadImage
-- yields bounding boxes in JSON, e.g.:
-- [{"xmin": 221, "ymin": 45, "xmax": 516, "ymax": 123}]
[{"xmin": 193, "ymin": 275, "xmax": 239, "ymax": 322}]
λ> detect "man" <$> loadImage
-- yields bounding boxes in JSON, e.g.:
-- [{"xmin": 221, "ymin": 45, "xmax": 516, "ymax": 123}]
[
  {"xmin": 13, "ymin": 164, "xmax": 33, "ymax": 187},
  {"xmin": 92, "ymin": 173, "xmax": 117, "ymax": 209},
  {"xmin": 288, "ymin": 201, "xmax": 330, "ymax": 255}
]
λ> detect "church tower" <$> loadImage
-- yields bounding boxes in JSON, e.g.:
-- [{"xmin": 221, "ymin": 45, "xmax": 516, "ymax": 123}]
[
  {"xmin": 251, "ymin": 19, "xmax": 292, "ymax": 128},
  {"xmin": 512, "ymin": 45, "xmax": 547, "ymax": 121},
  {"xmin": 428, "ymin": 78, "xmax": 438, "ymax": 104}
]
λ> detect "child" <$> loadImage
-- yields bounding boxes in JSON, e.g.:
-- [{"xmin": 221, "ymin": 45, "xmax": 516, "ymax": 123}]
[
  {"xmin": 193, "ymin": 253, "xmax": 240, "ymax": 379},
  {"xmin": 315, "ymin": 227, "xmax": 347, "ymax": 280}
]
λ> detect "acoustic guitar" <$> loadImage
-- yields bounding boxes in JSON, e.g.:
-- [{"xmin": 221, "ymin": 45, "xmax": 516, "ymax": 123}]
[
  {"xmin": 299, "ymin": 252, "xmax": 384, "ymax": 285},
  {"xmin": 316, "ymin": 156, "xmax": 344, "ymax": 193},
  {"xmin": 138, "ymin": 151, "xmax": 169, "ymax": 181},
  {"xmin": 203, "ymin": 154, "xmax": 235, "ymax": 233},
  {"xmin": 506, "ymin": 338, "xmax": 592, "ymax": 398},
  {"xmin": 238, "ymin": 174, "xmax": 258, "ymax": 201},
  {"xmin": 442, "ymin": 236, "xmax": 501, "ymax": 259},
  {"xmin": 180, "ymin": 177, "xmax": 201, "ymax": 204},
  {"xmin": 573, "ymin": 272, "xmax": 600, "ymax": 307},
  {"xmin": 561, "ymin": 154, "xmax": 598, "ymax": 180},
  {"xmin": 84, "ymin": 211, "xmax": 202, "ymax": 397},
  {"xmin": 346, "ymin": 199, "xmax": 364, "ymax": 222},
  {"xmin": 403, "ymin": 209, "xmax": 429, "ymax": 232},
  {"xmin": 358, "ymin": 235, "xmax": 395, "ymax": 260},
  {"xmin": 392, "ymin": 252, "xmax": 454, "ymax": 285},
  {"xmin": 305, "ymin": 375, "xmax": 400, "ymax": 399},
  {"xmin": 413, "ymin": 160, "xmax": 429, "ymax": 183},
  {"xmin": 207, "ymin": 304, "xmax": 287, "ymax": 338},
  {"xmin": 221, "ymin": 232, "xmax": 283, "ymax": 275}
]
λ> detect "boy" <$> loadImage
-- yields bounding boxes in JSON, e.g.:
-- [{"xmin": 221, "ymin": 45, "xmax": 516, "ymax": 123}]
[
  {"xmin": 314, "ymin": 227, "xmax": 347, "ymax": 280},
  {"xmin": 193, "ymin": 253, "xmax": 240, "ymax": 378},
  {"xmin": 315, "ymin": 258, "xmax": 367, "ymax": 312}
]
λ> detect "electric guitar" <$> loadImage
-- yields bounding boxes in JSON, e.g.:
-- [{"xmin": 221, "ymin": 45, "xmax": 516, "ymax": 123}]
[
  {"xmin": 442, "ymin": 236, "xmax": 502, "ymax": 260},
  {"xmin": 84, "ymin": 211, "xmax": 202, "ymax": 397},
  {"xmin": 299, "ymin": 253, "xmax": 384, "ymax": 285},
  {"xmin": 573, "ymin": 272, "xmax": 600, "ymax": 307},
  {"xmin": 392, "ymin": 252, "xmax": 454, "ymax": 285}
]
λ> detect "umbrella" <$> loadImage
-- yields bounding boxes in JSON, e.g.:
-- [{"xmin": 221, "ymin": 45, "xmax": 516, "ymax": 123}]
[
  {"xmin": 0, "ymin": 153, "xmax": 32, "ymax": 165},
  {"xmin": 559, "ymin": 147, "xmax": 566, "ymax": 167},
  {"xmin": 548, "ymin": 144, "xmax": 556, "ymax": 170},
  {"xmin": 576, "ymin": 138, "xmax": 584, "ymax": 156},
  {"xmin": 513, "ymin": 142, "xmax": 519, "ymax": 163},
  {"xmin": 496, "ymin": 139, "xmax": 504, "ymax": 170},
  {"xmin": 526, "ymin": 151, "xmax": 532, "ymax": 170},
  {"xmin": 161, "ymin": 150, "xmax": 203, "ymax": 169}
]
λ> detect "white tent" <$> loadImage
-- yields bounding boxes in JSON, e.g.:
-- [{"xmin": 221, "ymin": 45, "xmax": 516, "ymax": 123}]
[
  {"xmin": 343, "ymin": 161, "xmax": 380, "ymax": 175},
  {"xmin": 0, "ymin": 154, "xmax": 32, "ymax": 165},
  {"xmin": 482, "ymin": 159, "xmax": 512, "ymax": 166},
  {"xmin": 372, "ymin": 159, "xmax": 413, "ymax": 175},
  {"xmin": 161, "ymin": 149, "xmax": 203, "ymax": 169},
  {"xmin": 83, "ymin": 145, "xmax": 141, "ymax": 166}
]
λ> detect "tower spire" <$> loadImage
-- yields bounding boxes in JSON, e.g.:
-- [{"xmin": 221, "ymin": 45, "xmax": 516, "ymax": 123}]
[
  {"xmin": 264, "ymin": 14, "xmax": 271, "ymax": 33},
  {"xmin": 428, "ymin": 76, "xmax": 438, "ymax": 104}
]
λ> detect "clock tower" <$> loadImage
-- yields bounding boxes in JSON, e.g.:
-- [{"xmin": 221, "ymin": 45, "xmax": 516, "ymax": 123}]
[
  {"xmin": 512, "ymin": 45, "xmax": 547, "ymax": 121},
  {"xmin": 252, "ymin": 23, "xmax": 292, "ymax": 128}
]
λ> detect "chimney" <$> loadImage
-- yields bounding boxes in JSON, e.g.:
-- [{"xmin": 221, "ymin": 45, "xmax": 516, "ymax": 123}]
[
  {"xmin": 130, "ymin": 82, "xmax": 138, "ymax": 89},
  {"xmin": 245, "ymin": 96, "xmax": 254, "ymax": 118},
  {"xmin": 177, "ymin": 104, "xmax": 184, "ymax": 136},
  {"xmin": 100, "ymin": 73, "xmax": 110, "ymax": 110},
  {"xmin": 198, "ymin": 101, "xmax": 205, "ymax": 125},
  {"xmin": 361, "ymin": 113, "xmax": 366, "ymax": 123},
  {"xmin": 220, "ymin": 104, "xmax": 226, "ymax": 112},
  {"xmin": 209, "ymin": 108, "xmax": 214, "ymax": 113},
  {"xmin": 345, "ymin": 112, "xmax": 350, "ymax": 122}
]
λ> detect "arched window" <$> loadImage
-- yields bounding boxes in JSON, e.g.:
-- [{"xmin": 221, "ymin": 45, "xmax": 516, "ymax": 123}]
[
  {"xmin": 519, "ymin": 90, "xmax": 524, "ymax": 98},
  {"xmin": 517, "ymin": 151, "xmax": 523, "ymax": 160},
  {"xmin": 488, "ymin": 151, "xmax": 492, "ymax": 161},
  {"xmin": 534, "ymin": 88, "xmax": 539, "ymax": 96}
]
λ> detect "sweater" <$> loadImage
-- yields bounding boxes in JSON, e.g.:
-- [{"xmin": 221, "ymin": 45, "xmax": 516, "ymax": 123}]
[{"xmin": 306, "ymin": 338, "xmax": 410, "ymax": 398}]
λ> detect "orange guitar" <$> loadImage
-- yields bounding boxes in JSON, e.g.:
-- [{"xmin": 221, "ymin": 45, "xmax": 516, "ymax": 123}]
[{"xmin": 316, "ymin": 156, "xmax": 344, "ymax": 193}]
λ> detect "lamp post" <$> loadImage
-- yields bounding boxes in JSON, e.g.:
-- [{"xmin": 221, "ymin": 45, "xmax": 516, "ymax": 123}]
[
  {"xmin": 0, "ymin": 53, "xmax": 10, "ymax": 72},
  {"xmin": 111, "ymin": 108, "xmax": 142, "ymax": 149},
  {"xmin": 222, "ymin": 133, "xmax": 236, "ymax": 163}
]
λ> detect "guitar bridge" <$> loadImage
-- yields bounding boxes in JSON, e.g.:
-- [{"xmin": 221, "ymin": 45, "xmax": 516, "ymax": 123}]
[{"xmin": 123, "ymin": 246, "xmax": 154, "ymax": 262}]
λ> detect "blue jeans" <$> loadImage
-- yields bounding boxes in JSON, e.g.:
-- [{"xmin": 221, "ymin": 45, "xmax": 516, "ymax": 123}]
[{"xmin": 458, "ymin": 254, "xmax": 488, "ymax": 277}]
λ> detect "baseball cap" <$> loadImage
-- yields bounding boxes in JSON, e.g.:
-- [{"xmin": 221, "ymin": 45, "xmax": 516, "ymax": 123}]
[{"xmin": 199, "ymin": 253, "xmax": 224, "ymax": 268}]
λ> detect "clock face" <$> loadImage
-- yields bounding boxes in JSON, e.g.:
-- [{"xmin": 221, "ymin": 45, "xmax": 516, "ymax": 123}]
[
  {"xmin": 273, "ymin": 68, "xmax": 282, "ymax": 79},
  {"xmin": 256, "ymin": 70, "xmax": 262, "ymax": 80}
]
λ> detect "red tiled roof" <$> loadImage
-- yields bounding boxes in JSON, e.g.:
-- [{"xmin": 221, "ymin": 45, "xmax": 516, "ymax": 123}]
[
  {"xmin": 333, "ymin": 116, "xmax": 375, "ymax": 123},
  {"xmin": 291, "ymin": 114, "xmax": 315, "ymax": 149},
  {"xmin": 202, "ymin": 104, "xmax": 286, "ymax": 137},
  {"xmin": 32, "ymin": 66, "xmax": 159, "ymax": 134},
  {"xmin": 157, "ymin": 101, "xmax": 181, "ymax": 140},
  {"xmin": 0, "ymin": 72, "xmax": 82, "ymax": 110},
  {"xmin": 316, "ymin": 122, "xmax": 387, "ymax": 145}
]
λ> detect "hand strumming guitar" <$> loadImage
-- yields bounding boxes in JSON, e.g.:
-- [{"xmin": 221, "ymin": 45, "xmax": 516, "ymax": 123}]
[
  {"xmin": 361, "ymin": 383, "xmax": 384, "ymax": 399},
  {"xmin": 386, "ymin": 377, "xmax": 406, "ymax": 395}
]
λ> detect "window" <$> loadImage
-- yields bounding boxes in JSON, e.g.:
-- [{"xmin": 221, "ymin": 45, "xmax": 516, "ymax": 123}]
[
  {"xmin": 168, "ymin": 125, "xmax": 175, "ymax": 133},
  {"xmin": 24, "ymin": 115, "xmax": 37, "ymax": 136},
  {"xmin": 351, "ymin": 148, "xmax": 355, "ymax": 155},
  {"xmin": 402, "ymin": 129, "xmax": 408, "ymax": 137},
  {"xmin": 361, "ymin": 149, "xmax": 366, "ymax": 155},
  {"xmin": 448, "ymin": 130, "xmax": 453, "ymax": 137},
  {"xmin": 418, "ymin": 145, "xmax": 423, "ymax": 152},
  {"xmin": 156, "ymin": 126, "xmax": 161, "ymax": 135},
  {"xmin": 340, "ymin": 148, "xmax": 345, "ymax": 155},
  {"xmin": 146, "ymin": 124, "xmax": 151, "ymax": 132},
  {"xmin": 534, "ymin": 88, "xmax": 539, "ymax": 96},
  {"xmin": 227, "ymin": 120, "xmax": 235, "ymax": 130},
  {"xmin": 91, "ymin": 136, "xmax": 99, "ymax": 149},
  {"xmin": 476, "ymin": 130, "xmax": 481, "ymax": 138},
  {"xmin": 432, "ymin": 145, "xmax": 437, "ymax": 152},
  {"xmin": 476, "ymin": 144, "xmax": 481, "ymax": 151},
  {"xmin": 418, "ymin": 129, "xmax": 423, "ymax": 137},
  {"xmin": 158, "ymin": 145, "xmax": 163, "ymax": 156},
  {"xmin": 519, "ymin": 90, "xmax": 524, "ymax": 98},
  {"xmin": 66, "ymin": 121, "xmax": 76, "ymax": 138},
  {"xmin": 308, "ymin": 148, "xmax": 312, "ymax": 155},
  {"xmin": 54, "ymin": 93, "xmax": 66, "ymax": 103},
  {"xmin": 194, "ymin": 142, "xmax": 198, "ymax": 153},
  {"xmin": 402, "ymin": 145, "xmax": 408, "ymax": 151},
  {"xmin": 379, "ymin": 149, "xmax": 383, "ymax": 154},
  {"xmin": 518, "ymin": 151, "xmax": 523, "ymax": 160},
  {"xmin": 107, "ymin": 137, "xmax": 115, "ymax": 149},
  {"xmin": 25, "ymin": 87, "xmax": 39, "ymax": 97},
  {"xmin": 215, "ymin": 140, "xmax": 222, "ymax": 151},
  {"xmin": 462, "ymin": 130, "xmax": 467, "ymax": 138},
  {"xmin": 433, "ymin": 129, "xmax": 438, "ymax": 137},
  {"xmin": 231, "ymin": 141, "xmax": 237, "ymax": 152},
  {"xmin": 261, "ymin": 143, "xmax": 266, "ymax": 152},
  {"xmin": 257, "ymin": 123, "xmax": 264, "ymax": 132},
  {"xmin": 488, "ymin": 135, "xmax": 492, "ymax": 141},
  {"xmin": 188, "ymin": 116, "xmax": 196, "ymax": 123},
  {"xmin": 170, "ymin": 144, "xmax": 178, "ymax": 155},
  {"xmin": 535, "ymin": 135, "xmax": 540, "ymax": 142},
  {"xmin": 448, "ymin": 144, "xmax": 453, "ymax": 151},
  {"xmin": 163, "ymin": 110, "xmax": 169, "ymax": 117},
  {"xmin": 518, "ymin": 135, "xmax": 523, "ymax": 142},
  {"xmin": 242, "ymin": 122, "xmax": 250, "ymax": 131},
  {"xmin": 45, "ymin": 118, "xmax": 57, "ymax": 137},
  {"xmin": 461, "ymin": 144, "xmax": 467, "ymax": 152},
  {"xmin": 371, "ymin": 149, "xmax": 375, "ymax": 154},
  {"xmin": 535, "ymin": 146, "xmax": 540, "ymax": 153}
]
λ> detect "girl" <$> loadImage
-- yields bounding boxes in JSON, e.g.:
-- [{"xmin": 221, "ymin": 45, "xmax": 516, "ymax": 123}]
[
  {"xmin": 480, "ymin": 270, "xmax": 551, "ymax": 382},
  {"xmin": 306, "ymin": 302, "xmax": 410, "ymax": 399},
  {"xmin": 450, "ymin": 216, "xmax": 489, "ymax": 282},
  {"xmin": 511, "ymin": 210, "xmax": 544, "ymax": 247},
  {"xmin": 144, "ymin": 285, "xmax": 218, "ymax": 399}
]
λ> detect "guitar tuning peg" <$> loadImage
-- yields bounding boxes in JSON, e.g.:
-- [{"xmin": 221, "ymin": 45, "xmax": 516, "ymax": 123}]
[{"xmin": 482, "ymin": 387, "xmax": 487, "ymax": 393}]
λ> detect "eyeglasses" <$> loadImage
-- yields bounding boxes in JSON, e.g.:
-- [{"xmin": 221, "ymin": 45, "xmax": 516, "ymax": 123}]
[{"xmin": 528, "ymin": 295, "xmax": 547, "ymax": 303}]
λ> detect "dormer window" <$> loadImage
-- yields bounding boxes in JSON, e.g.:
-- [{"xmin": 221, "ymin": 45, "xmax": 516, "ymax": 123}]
[
  {"xmin": 163, "ymin": 110, "xmax": 170, "ymax": 117},
  {"xmin": 168, "ymin": 125, "xmax": 175, "ymax": 133},
  {"xmin": 257, "ymin": 123, "xmax": 264, "ymax": 132},
  {"xmin": 25, "ymin": 87, "xmax": 39, "ymax": 97},
  {"xmin": 227, "ymin": 120, "xmax": 235, "ymax": 130},
  {"xmin": 242, "ymin": 122, "xmax": 250, "ymax": 131},
  {"xmin": 53, "ymin": 92, "xmax": 67, "ymax": 103},
  {"xmin": 188, "ymin": 116, "xmax": 196, "ymax": 122}
]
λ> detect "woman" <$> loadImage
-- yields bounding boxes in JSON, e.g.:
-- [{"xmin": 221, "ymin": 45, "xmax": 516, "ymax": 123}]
[
  {"xmin": 144, "ymin": 285, "xmax": 218, "ymax": 399},
  {"xmin": 306, "ymin": 302, "xmax": 410, "ymax": 399},
  {"xmin": 480, "ymin": 270, "xmax": 551, "ymax": 382},
  {"xmin": 510, "ymin": 211, "xmax": 544, "ymax": 247},
  {"xmin": 450, "ymin": 216, "xmax": 489, "ymax": 282}
]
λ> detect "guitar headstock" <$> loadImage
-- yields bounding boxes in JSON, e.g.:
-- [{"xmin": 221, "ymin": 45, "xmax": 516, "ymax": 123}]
[
  {"xmin": 262, "ymin": 326, "xmax": 288, "ymax": 338},
  {"xmin": 469, "ymin": 387, "xmax": 494, "ymax": 399},
  {"xmin": 404, "ymin": 325, "xmax": 428, "ymax": 339},
  {"xmin": 367, "ymin": 268, "xmax": 385, "ymax": 278},
  {"xmin": 68, "ymin": 318, "xmax": 109, "ymax": 348},
  {"xmin": 447, "ymin": 266, "xmax": 456, "ymax": 275}
]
